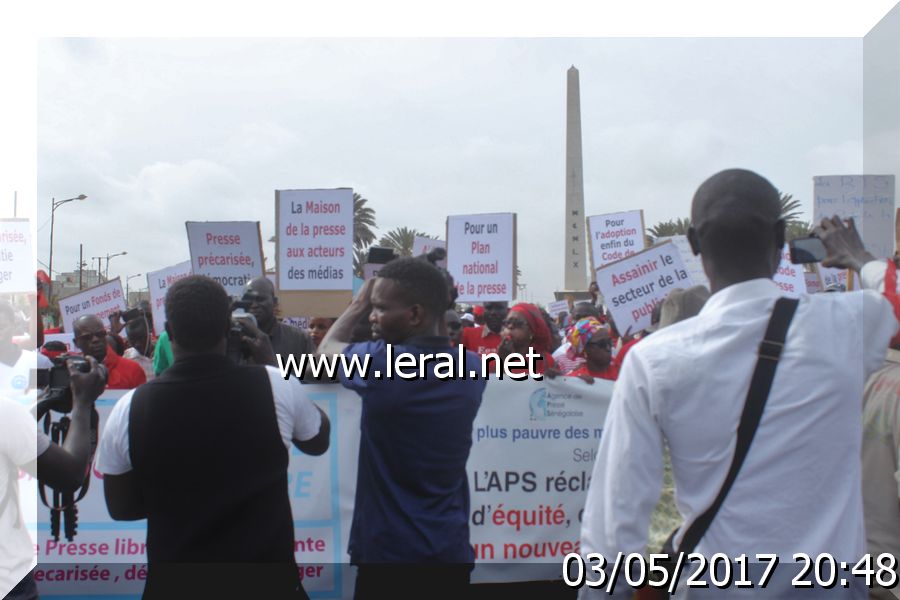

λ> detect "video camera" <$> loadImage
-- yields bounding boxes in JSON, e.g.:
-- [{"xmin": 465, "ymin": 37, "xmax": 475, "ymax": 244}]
[
  {"xmin": 36, "ymin": 355, "xmax": 107, "ymax": 416},
  {"xmin": 226, "ymin": 299, "xmax": 257, "ymax": 362},
  {"xmin": 34, "ymin": 354, "xmax": 106, "ymax": 542}
]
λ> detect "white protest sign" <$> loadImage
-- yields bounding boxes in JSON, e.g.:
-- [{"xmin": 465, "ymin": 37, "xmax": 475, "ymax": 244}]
[
  {"xmin": 281, "ymin": 316, "xmax": 309, "ymax": 330},
  {"xmin": 469, "ymin": 377, "xmax": 613, "ymax": 582},
  {"xmin": 594, "ymin": 242, "xmax": 693, "ymax": 334},
  {"xmin": 0, "ymin": 219, "xmax": 33, "ymax": 293},
  {"xmin": 186, "ymin": 221, "xmax": 264, "ymax": 297},
  {"xmin": 656, "ymin": 234, "xmax": 709, "ymax": 289},
  {"xmin": 804, "ymin": 271, "xmax": 823, "ymax": 294},
  {"xmin": 772, "ymin": 244, "xmax": 807, "ymax": 297},
  {"xmin": 546, "ymin": 299, "xmax": 570, "ymax": 319},
  {"xmin": 57, "ymin": 278, "xmax": 127, "ymax": 334},
  {"xmin": 43, "ymin": 333, "xmax": 76, "ymax": 353},
  {"xmin": 276, "ymin": 189, "xmax": 353, "ymax": 291},
  {"xmin": 447, "ymin": 213, "xmax": 516, "ymax": 302},
  {"xmin": 412, "ymin": 236, "xmax": 447, "ymax": 267},
  {"xmin": 587, "ymin": 210, "xmax": 645, "ymax": 269},
  {"xmin": 146, "ymin": 261, "xmax": 192, "ymax": 333},
  {"xmin": 818, "ymin": 265, "xmax": 859, "ymax": 291},
  {"xmin": 813, "ymin": 175, "xmax": 896, "ymax": 259}
]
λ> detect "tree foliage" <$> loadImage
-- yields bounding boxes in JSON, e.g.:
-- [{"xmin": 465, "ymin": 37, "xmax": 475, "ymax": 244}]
[
  {"xmin": 646, "ymin": 217, "xmax": 692, "ymax": 244},
  {"xmin": 378, "ymin": 227, "xmax": 430, "ymax": 257},
  {"xmin": 353, "ymin": 193, "xmax": 378, "ymax": 250}
]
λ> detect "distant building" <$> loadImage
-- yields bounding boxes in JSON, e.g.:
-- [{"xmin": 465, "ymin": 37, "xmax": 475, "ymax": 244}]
[{"xmin": 56, "ymin": 270, "xmax": 103, "ymax": 299}]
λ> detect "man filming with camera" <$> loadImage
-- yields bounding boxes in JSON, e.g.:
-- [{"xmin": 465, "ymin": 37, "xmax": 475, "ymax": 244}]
[
  {"xmin": 95, "ymin": 275, "xmax": 330, "ymax": 599},
  {"xmin": 2, "ymin": 356, "xmax": 107, "ymax": 600}
]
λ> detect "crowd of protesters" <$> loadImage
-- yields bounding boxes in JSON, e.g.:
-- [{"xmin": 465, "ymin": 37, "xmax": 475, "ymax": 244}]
[{"xmin": 0, "ymin": 168, "xmax": 898, "ymax": 600}]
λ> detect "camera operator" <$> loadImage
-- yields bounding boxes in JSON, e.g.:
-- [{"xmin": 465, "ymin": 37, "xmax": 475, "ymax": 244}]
[
  {"xmin": 95, "ymin": 275, "xmax": 329, "ymax": 599},
  {"xmin": 1, "ymin": 357, "xmax": 105, "ymax": 600}
]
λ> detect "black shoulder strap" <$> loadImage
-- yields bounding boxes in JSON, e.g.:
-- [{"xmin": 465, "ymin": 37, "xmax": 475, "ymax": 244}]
[{"xmin": 677, "ymin": 296, "xmax": 799, "ymax": 554}]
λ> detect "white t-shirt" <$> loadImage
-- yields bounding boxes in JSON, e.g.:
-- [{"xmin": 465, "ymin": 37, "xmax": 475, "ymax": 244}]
[
  {"xmin": 0, "ymin": 349, "xmax": 37, "ymax": 397},
  {"xmin": 0, "ymin": 398, "xmax": 48, "ymax": 595},
  {"xmin": 96, "ymin": 366, "xmax": 322, "ymax": 475}
]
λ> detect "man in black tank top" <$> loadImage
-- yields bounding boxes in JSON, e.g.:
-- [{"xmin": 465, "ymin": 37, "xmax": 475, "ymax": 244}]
[{"xmin": 95, "ymin": 276, "xmax": 330, "ymax": 599}]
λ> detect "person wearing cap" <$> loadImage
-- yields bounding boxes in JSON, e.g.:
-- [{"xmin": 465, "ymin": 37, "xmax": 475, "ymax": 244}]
[
  {"xmin": 578, "ymin": 170, "xmax": 898, "ymax": 597},
  {"xmin": 459, "ymin": 312, "xmax": 476, "ymax": 329}
]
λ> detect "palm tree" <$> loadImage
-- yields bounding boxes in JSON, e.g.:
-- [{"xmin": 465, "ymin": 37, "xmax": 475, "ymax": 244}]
[
  {"xmin": 778, "ymin": 192, "xmax": 811, "ymax": 241},
  {"xmin": 352, "ymin": 247, "xmax": 368, "ymax": 279},
  {"xmin": 646, "ymin": 217, "xmax": 691, "ymax": 244},
  {"xmin": 785, "ymin": 220, "xmax": 812, "ymax": 241},
  {"xmin": 378, "ymin": 227, "xmax": 429, "ymax": 257},
  {"xmin": 778, "ymin": 192, "xmax": 803, "ymax": 224},
  {"xmin": 353, "ymin": 193, "xmax": 377, "ymax": 250}
]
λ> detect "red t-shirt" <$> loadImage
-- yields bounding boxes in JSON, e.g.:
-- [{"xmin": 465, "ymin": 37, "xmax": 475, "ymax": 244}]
[
  {"xmin": 460, "ymin": 326, "xmax": 502, "ymax": 355},
  {"xmin": 103, "ymin": 346, "xmax": 148, "ymax": 389},
  {"xmin": 613, "ymin": 337, "xmax": 640, "ymax": 372},
  {"xmin": 567, "ymin": 363, "xmax": 618, "ymax": 381}
]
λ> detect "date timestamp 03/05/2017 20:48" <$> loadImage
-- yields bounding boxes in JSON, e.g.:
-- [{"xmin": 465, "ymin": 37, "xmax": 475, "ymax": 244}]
[{"xmin": 562, "ymin": 552, "xmax": 899, "ymax": 594}]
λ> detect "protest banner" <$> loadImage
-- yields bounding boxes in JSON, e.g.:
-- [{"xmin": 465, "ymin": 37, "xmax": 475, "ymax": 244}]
[
  {"xmin": 0, "ymin": 219, "xmax": 33, "ymax": 293},
  {"xmin": 818, "ymin": 265, "xmax": 859, "ymax": 291},
  {"xmin": 772, "ymin": 244, "xmax": 807, "ymax": 297},
  {"xmin": 412, "ymin": 236, "xmax": 447, "ymax": 267},
  {"xmin": 655, "ymin": 234, "xmax": 709, "ymax": 289},
  {"xmin": 804, "ymin": 271, "xmax": 823, "ymax": 294},
  {"xmin": 813, "ymin": 175, "xmax": 896, "ymax": 259},
  {"xmin": 447, "ymin": 213, "xmax": 516, "ymax": 302},
  {"xmin": 186, "ymin": 222, "xmax": 264, "ymax": 297},
  {"xmin": 43, "ymin": 333, "xmax": 76, "ymax": 353},
  {"xmin": 57, "ymin": 279, "xmax": 127, "ymax": 334},
  {"xmin": 282, "ymin": 316, "xmax": 310, "ymax": 330},
  {"xmin": 586, "ymin": 210, "xmax": 645, "ymax": 271},
  {"xmin": 276, "ymin": 189, "xmax": 353, "ymax": 292},
  {"xmin": 145, "ymin": 261, "xmax": 192, "ymax": 334},
  {"xmin": 546, "ymin": 299, "xmax": 570, "ymax": 319},
  {"xmin": 469, "ymin": 377, "xmax": 613, "ymax": 582},
  {"xmin": 594, "ymin": 242, "xmax": 693, "ymax": 334},
  {"xmin": 34, "ymin": 377, "xmax": 611, "ymax": 596}
]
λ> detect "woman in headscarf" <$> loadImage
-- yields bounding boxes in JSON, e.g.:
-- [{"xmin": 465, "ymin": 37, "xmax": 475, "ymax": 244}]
[
  {"xmin": 497, "ymin": 303, "xmax": 555, "ymax": 375},
  {"xmin": 564, "ymin": 317, "xmax": 618, "ymax": 382}
]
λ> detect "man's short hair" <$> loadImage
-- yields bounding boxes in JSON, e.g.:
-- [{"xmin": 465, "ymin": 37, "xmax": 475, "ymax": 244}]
[
  {"xmin": 165, "ymin": 276, "xmax": 231, "ymax": 353},
  {"xmin": 376, "ymin": 257, "xmax": 451, "ymax": 317}
]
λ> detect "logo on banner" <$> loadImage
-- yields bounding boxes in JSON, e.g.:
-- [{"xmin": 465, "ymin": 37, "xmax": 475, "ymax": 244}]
[
  {"xmin": 529, "ymin": 388, "xmax": 585, "ymax": 420},
  {"xmin": 529, "ymin": 389, "xmax": 548, "ymax": 420}
]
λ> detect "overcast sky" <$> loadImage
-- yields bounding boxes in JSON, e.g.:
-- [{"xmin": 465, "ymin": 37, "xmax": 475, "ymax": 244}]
[{"xmin": 36, "ymin": 37, "xmax": 866, "ymax": 304}]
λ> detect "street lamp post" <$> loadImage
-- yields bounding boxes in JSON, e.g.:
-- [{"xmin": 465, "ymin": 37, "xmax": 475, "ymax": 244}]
[
  {"xmin": 48, "ymin": 194, "xmax": 87, "ymax": 296},
  {"xmin": 126, "ymin": 273, "xmax": 142, "ymax": 303},
  {"xmin": 105, "ymin": 251, "xmax": 127, "ymax": 280}
]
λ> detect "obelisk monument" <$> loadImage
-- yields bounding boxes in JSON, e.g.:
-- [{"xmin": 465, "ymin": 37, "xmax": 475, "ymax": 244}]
[{"xmin": 565, "ymin": 66, "xmax": 587, "ymax": 290}]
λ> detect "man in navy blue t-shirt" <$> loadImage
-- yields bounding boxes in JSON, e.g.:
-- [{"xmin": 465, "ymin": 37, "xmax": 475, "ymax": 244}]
[{"xmin": 322, "ymin": 257, "xmax": 485, "ymax": 599}]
